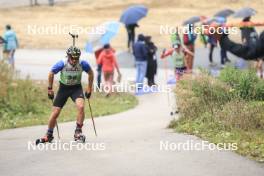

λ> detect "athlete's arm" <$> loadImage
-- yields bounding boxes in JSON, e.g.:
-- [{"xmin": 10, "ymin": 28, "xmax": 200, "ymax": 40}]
[
  {"xmin": 49, "ymin": 60, "xmax": 65, "ymax": 89},
  {"xmin": 161, "ymin": 48, "xmax": 174, "ymax": 59},
  {"xmin": 48, "ymin": 72, "xmax": 54, "ymax": 89},
  {"xmin": 87, "ymin": 69, "xmax": 94, "ymax": 93},
  {"xmin": 80, "ymin": 60, "xmax": 94, "ymax": 95},
  {"xmin": 47, "ymin": 60, "xmax": 64, "ymax": 99}
]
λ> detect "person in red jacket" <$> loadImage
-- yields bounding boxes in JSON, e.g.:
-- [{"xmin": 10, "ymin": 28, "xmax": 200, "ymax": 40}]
[
  {"xmin": 95, "ymin": 46, "xmax": 116, "ymax": 89},
  {"xmin": 94, "ymin": 47, "xmax": 104, "ymax": 89},
  {"xmin": 98, "ymin": 44, "xmax": 121, "ymax": 96}
]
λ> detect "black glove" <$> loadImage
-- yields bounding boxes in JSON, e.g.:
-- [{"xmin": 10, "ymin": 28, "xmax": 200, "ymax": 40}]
[
  {"xmin": 85, "ymin": 92, "xmax": 91, "ymax": 99},
  {"xmin": 48, "ymin": 90, "xmax": 54, "ymax": 100}
]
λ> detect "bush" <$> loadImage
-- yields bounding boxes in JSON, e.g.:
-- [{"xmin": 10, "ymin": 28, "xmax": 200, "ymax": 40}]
[
  {"xmin": 0, "ymin": 61, "xmax": 49, "ymax": 123},
  {"xmin": 172, "ymin": 70, "xmax": 264, "ymax": 162},
  {"xmin": 216, "ymin": 99, "xmax": 264, "ymax": 130},
  {"xmin": 176, "ymin": 72, "xmax": 264, "ymax": 131},
  {"xmin": 219, "ymin": 67, "xmax": 264, "ymax": 101},
  {"xmin": 176, "ymin": 75, "xmax": 233, "ymax": 119}
]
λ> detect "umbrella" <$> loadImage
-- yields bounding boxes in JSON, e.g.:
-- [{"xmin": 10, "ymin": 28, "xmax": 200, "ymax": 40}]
[
  {"xmin": 233, "ymin": 7, "xmax": 257, "ymax": 18},
  {"xmin": 182, "ymin": 16, "xmax": 206, "ymax": 25},
  {"xmin": 85, "ymin": 21, "xmax": 120, "ymax": 53},
  {"xmin": 214, "ymin": 9, "xmax": 234, "ymax": 18},
  {"xmin": 120, "ymin": 5, "xmax": 148, "ymax": 25},
  {"xmin": 204, "ymin": 16, "xmax": 226, "ymax": 25}
]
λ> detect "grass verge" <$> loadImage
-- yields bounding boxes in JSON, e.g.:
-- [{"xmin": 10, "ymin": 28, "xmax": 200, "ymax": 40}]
[
  {"xmin": 169, "ymin": 67, "xmax": 264, "ymax": 163},
  {"xmin": 0, "ymin": 61, "xmax": 138, "ymax": 130}
]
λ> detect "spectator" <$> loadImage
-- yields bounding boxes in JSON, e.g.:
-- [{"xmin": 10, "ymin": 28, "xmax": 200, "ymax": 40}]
[
  {"xmin": 3, "ymin": 25, "xmax": 19, "ymax": 69},
  {"xmin": 133, "ymin": 34, "xmax": 148, "ymax": 91},
  {"xmin": 95, "ymin": 45, "xmax": 116, "ymax": 89},
  {"xmin": 49, "ymin": 0, "xmax": 54, "ymax": 6},
  {"xmin": 126, "ymin": 23, "xmax": 138, "ymax": 52},
  {"xmin": 98, "ymin": 44, "xmax": 121, "ymax": 97},
  {"xmin": 145, "ymin": 36, "xmax": 158, "ymax": 86},
  {"xmin": 207, "ymin": 35, "xmax": 217, "ymax": 66},
  {"xmin": 183, "ymin": 24, "xmax": 196, "ymax": 73}
]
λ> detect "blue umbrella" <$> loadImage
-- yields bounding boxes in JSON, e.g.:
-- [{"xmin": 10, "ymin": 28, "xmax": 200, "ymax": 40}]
[
  {"xmin": 233, "ymin": 7, "xmax": 257, "ymax": 18},
  {"xmin": 120, "ymin": 5, "xmax": 148, "ymax": 25},
  {"xmin": 85, "ymin": 21, "xmax": 120, "ymax": 53},
  {"xmin": 214, "ymin": 9, "xmax": 234, "ymax": 18},
  {"xmin": 100, "ymin": 22, "xmax": 120, "ymax": 44},
  {"xmin": 204, "ymin": 16, "xmax": 226, "ymax": 25},
  {"xmin": 182, "ymin": 16, "xmax": 205, "ymax": 25}
]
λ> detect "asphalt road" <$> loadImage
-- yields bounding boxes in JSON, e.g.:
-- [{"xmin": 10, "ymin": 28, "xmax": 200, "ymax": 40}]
[{"xmin": 0, "ymin": 48, "xmax": 263, "ymax": 176}]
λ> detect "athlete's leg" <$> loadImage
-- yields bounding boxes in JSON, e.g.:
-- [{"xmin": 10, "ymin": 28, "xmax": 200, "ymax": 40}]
[
  {"xmin": 47, "ymin": 107, "xmax": 61, "ymax": 129},
  {"xmin": 73, "ymin": 98, "xmax": 85, "ymax": 141},
  {"xmin": 75, "ymin": 98, "xmax": 85, "ymax": 125},
  {"xmin": 70, "ymin": 85, "xmax": 85, "ymax": 125},
  {"xmin": 47, "ymin": 84, "xmax": 70, "ymax": 136}
]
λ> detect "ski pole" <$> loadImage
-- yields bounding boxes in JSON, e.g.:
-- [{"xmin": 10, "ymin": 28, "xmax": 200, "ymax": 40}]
[
  {"xmin": 162, "ymin": 49, "xmax": 171, "ymax": 108},
  {"xmin": 161, "ymin": 48, "xmax": 175, "ymax": 116},
  {"xmin": 55, "ymin": 121, "xmax": 60, "ymax": 140},
  {"xmin": 87, "ymin": 99, "xmax": 97, "ymax": 136}
]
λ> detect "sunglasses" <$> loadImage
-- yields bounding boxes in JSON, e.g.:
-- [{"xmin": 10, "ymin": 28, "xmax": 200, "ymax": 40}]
[{"xmin": 69, "ymin": 56, "xmax": 79, "ymax": 61}]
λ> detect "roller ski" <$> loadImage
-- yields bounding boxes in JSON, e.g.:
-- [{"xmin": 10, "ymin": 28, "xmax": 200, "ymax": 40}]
[
  {"xmin": 35, "ymin": 134, "xmax": 54, "ymax": 145},
  {"xmin": 74, "ymin": 128, "xmax": 86, "ymax": 143}
]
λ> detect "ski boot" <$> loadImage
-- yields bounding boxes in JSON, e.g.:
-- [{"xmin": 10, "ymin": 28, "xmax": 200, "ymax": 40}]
[
  {"xmin": 74, "ymin": 129, "xmax": 86, "ymax": 143},
  {"xmin": 35, "ymin": 134, "xmax": 54, "ymax": 145}
]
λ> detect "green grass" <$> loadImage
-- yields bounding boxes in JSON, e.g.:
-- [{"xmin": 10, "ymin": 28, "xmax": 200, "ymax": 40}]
[
  {"xmin": 0, "ymin": 61, "xmax": 138, "ymax": 130},
  {"xmin": 169, "ymin": 117, "xmax": 264, "ymax": 163},
  {"xmin": 0, "ymin": 92, "xmax": 138, "ymax": 130},
  {"xmin": 170, "ymin": 67, "xmax": 264, "ymax": 163}
]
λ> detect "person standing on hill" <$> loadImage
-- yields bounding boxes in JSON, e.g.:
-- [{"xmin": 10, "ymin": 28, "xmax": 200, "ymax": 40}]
[
  {"xmin": 98, "ymin": 44, "xmax": 121, "ymax": 97},
  {"xmin": 133, "ymin": 34, "xmax": 148, "ymax": 91},
  {"xmin": 94, "ymin": 47, "xmax": 104, "ymax": 89},
  {"xmin": 95, "ymin": 45, "xmax": 116, "ymax": 89},
  {"xmin": 48, "ymin": 0, "xmax": 54, "ymax": 6},
  {"xmin": 3, "ymin": 25, "xmax": 19, "ymax": 70},
  {"xmin": 145, "ymin": 36, "xmax": 158, "ymax": 86},
  {"xmin": 183, "ymin": 24, "xmax": 196, "ymax": 73},
  {"xmin": 126, "ymin": 23, "xmax": 139, "ymax": 51},
  {"xmin": 207, "ymin": 35, "xmax": 217, "ymax": 66},
  {"xmin": 30, "ymin": 0, "xmax": 39, "ymax": 6}
]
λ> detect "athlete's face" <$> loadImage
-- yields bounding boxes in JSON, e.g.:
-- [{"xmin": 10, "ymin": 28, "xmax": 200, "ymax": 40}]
[{"xmin": 68, "ymin": 55, "xmax": 79, "ymax": 66}]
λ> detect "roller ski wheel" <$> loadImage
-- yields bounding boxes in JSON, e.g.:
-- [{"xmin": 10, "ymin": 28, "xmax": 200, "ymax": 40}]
[
  {"xmin": 36, "ymin": 135, "xmax": 54, "ymax": 145},
  {"xmin": 170, "ymin": 110, "xmax": 179, "ymax": 116},
  {"xmin": 74, "ymin": 130, "xmax": 86, "ymax": 143}
]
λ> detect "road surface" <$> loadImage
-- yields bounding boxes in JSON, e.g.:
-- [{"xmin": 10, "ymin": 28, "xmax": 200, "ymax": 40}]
[{"xmin": 0, "ymin": 48, "xmax": 263, "ymax": 176}]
